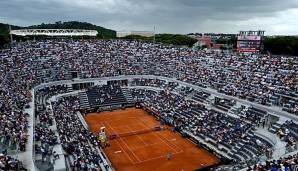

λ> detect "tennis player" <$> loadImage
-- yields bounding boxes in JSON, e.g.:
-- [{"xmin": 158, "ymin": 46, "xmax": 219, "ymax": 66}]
[{"xmin": 167, "ymin": 153, "xmax": 172, "ymax": 160}]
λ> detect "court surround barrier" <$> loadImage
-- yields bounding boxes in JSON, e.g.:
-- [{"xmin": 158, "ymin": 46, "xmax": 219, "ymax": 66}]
[
  {"xmin": 138, "ymin": 104, "xmax": 232, "ymax": 170},
  {"xmin": 28, "ymin": 75, "xmax": 298, "ymax": 171}
]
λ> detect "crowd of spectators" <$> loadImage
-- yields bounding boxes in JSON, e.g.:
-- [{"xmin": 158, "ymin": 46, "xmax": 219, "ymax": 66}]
[
  {"xmin": 178, "ymin": 86, "xmax": 195, "ymax": 96},
  {"xmin": 34, "ymin": 104, "xmax": 57, "ymax": 165},
  {"xmin": 1, "ymin": 39, "xmax": 297, "ymax": 114},
  {"xmin": 85, "ymin": 84, "xmax": 127, "ymax": 108},
  {"xmin": 33, "ymin": 83, "xmax": 71, "ymax": 168},
  {"xmin": 214, "ymin": 98, "xmax": 236, "ymax": 112},
  {"xmin": 131, "ymin": 88, "xmax": 275, "ymax": 162},
  {"xmin": 0, "ymin": 152, "xmax": 27, "ymax": 170},
  {"xmin": 131, "ymin": 78, "xmax": 192, "ymax": 94},
  {"xmin": 0, "ymin": 109, "xmax": 29, "ymax": 152},
  {"xmin": 53, "ymin": 96, "xmax": 108, "ymax": 170},
  {"xmin": 0, "ymin": 42, "xmax": 34, "ymax": 169},
  {"xmin": 276, "ymin": 120, "xmax": 298, "ymax": 153},
  {"xmin": 35, "ymin": 84, "xmax": 68, "ymax": 103},
  {"xmin": 131, "ymin": 78, "xmax": 166, "ymax": 87},
  {"xmin": 246, "ymin": 153, "xmax": 298, "ymax": 171},
  {"xmin": 32, "ymin": 82, "xmax": 112, "ymax": 170},
  {"xmin": 0, "ymin": 38, "xmax": 297, "ymax": 170}
]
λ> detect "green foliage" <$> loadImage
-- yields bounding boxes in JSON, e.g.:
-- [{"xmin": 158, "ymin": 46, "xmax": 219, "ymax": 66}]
[
  {"xmin": 0, "ymin": 23, "xmax": 11, "ymax": 46},
  {"xmin": 229, "ymin": 36, "xmax": 237, "ymax": 49},
  {"xmin": 219, "ymin": 46, "xmax": 228, "ymax": 50},
  {"xmin": 121, "ymin": 35, "xmax": 153, "ymax": 42},
  {"xmin": 25, "ymin": 21, "xmax": 116, "ymax": 38},
  {"xmin": 122, "ymin": 34, "xmax": 197, "ymax": 46},
  {"xmin": 155, "ymin": 34, "xmax": 197, "ymax": 46},
  {"xmin": 263, "ymin": 36, "xmax": 298, "ymax": 56},
  {"xmin": 0, "ymin": 21, "xmax": 116, "ymax": 45},
  {"xmin": 0, "ymin": 24, "xmax": 9, "ymax": 35},
  {"xmin": 201, "ymin": 45, "xmax": 207, "ymax": 49},
  {"xmin": 0, "ymin": 34, "xmax": 9, "ymax": 46},
  {"xmin": 217, "ymin": 38, "xmax": 227, "ymax": 44},
  {"xmin": 2, "ymin": 21, "xmax": 298, "ymax": 55}
]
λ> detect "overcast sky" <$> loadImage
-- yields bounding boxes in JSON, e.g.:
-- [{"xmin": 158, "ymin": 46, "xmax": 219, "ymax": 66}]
[{"xmin": 1, "ymin": 0, "xmax": 298, "ymax": 35}]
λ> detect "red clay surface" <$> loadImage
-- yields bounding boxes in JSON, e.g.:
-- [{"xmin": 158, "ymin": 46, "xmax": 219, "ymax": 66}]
[{"xmin": 84, "ymin": 108, "xmax": 220, "ymax": 171}]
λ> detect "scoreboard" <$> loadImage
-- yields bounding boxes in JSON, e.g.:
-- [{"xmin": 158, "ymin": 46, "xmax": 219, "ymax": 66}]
[{"xmin": 237, "ymin": 36, "xmax": 261, "ymax": 53}]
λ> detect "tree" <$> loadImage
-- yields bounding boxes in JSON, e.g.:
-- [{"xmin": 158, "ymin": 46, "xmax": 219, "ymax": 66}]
[
  {"xmin": 155, "ymin": 34, "xmax": 197, "ymax": 46},
  {"xmin": 220, "ymin": 46, "xmax": 228, "ymax": 50},
  {"xmin": 24, "ymin": 21, "xmax": 116, "ymax": 38},
  {"xmin": 0, "ymin": 34, "xmax": 8, "ymax": 46},
  {"xmin": 263, "ymin": 36, "xmax": 298, "ymax": 56}
]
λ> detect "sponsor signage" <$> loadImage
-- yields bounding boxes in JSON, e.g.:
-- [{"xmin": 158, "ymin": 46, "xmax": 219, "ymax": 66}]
[
  {"xmin": 237, "ymin": 36, "xmax": 261, "ymax": 41},
  {"xmin": 237, "ymin": 36, "xmax": 261, "ymax": 52}
]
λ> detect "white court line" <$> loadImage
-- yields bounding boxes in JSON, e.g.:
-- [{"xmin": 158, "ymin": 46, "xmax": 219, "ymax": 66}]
[
  {"xmin": 101, "ymin": 122, "xmax": 135, "ymax": 164},
  {"xmin": 138, "ymin": 117, "xmax": 184, "ymax": 153},
  {"xmin": 105, "ymin": 116, "xmax": 183, "ymax": 164},
  {"xmin": 127, "ymin": 125, "xmax": 148, "ymax": 146},
  {"xmin": 130, "ymin": 142, "xmax": 164, "ymax": 150},
  {"xmin": 137, "ymin": 152, "xmax": 179, "ymax": 163},
  {"xmin": 104, "ymin": 116, "xmax": 137, "ymax": 122},
  {"xmin": 105, "ymin": 121, "xmax": 141, "ymax": 163},
  {"xmin": 134, "ymin": 117, "xmax": 179, "ymax": 153},
  {"xmin": 110, "ymin": 128, "xmax": 149, "ymax": 135},
  {"xmin": 118, "ymin": 137, "xmax": 142, "ymax": 163},
  {"xmin": 112, "ymin": 123, "xmax": 141, "ymax": 129}
]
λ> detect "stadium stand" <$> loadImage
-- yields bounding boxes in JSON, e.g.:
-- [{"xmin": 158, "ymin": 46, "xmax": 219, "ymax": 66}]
[
  {"xmin": 0, "ymin": 39, "xmax": 297, "ymax": 170},
  {"xmin": 85, "ymin": 85, "xmax": 127, "ymax": 108},
  {"xmin": 130, "ymin": 88, "xmax": 294, "ymax": 169},
  {"xmin": 52, "ymin": 96, "xmax": 111, "ymax": 171},
  {"xmin": 192, "ymin": 90, "xmax": 212, "ymax": 103}
]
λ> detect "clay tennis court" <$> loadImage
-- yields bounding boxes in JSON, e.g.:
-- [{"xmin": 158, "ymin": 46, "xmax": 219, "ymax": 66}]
[{"xmin": 84, "ymin": 108, "xmax": 220, "ymax": 171}]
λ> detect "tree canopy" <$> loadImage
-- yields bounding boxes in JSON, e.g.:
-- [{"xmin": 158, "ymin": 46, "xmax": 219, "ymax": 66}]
[
  {"xmin": 1, "ymin": 21, "xmax": 298, "ymax": 55},
  {"xmin": 263, "ymin": 36, "xmax": 298, "ymax": 56},
  {"xmin": 155, "ymin": 34, "xmax": 197, "ymax": 47},
  {"xmin": 24, "ymin": 21, "xmax": 116, "ymax": 39},
  {"xmin": 121, "ymin": 34, "xmax": 197, "ymax": 46},
  {"xmin": 0, "ymin": 21, "xmax": 117, "ymax": 46}
]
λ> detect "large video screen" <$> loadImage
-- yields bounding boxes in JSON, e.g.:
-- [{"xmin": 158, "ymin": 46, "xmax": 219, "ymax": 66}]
[{"xmin": 237, "ymin": 36, "xmax": 261, "ymax": 52}]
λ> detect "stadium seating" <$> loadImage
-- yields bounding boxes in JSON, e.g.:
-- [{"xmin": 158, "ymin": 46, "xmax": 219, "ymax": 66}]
[
  {"xmin": 85, "ymin": 85, "xmax": 127, "ymax": 108},
  {"xmin": 0, "ymin": 39, "xmax": 298, "ymax": 171},
  {"xmin": 130, "ymin": 86, "xmax": 292, "ymax": 167},
  {"xmin": 131, "ymin": 78, "xmax": 166, "ymax": 87},
  {"xmin": 192, "ymin": 91, "xmax": 211, "ymax": 103}
]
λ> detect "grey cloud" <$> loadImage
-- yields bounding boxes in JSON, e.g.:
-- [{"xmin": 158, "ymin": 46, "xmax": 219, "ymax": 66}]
[{"xmin": 0, "ymin": 0, "xmax": 298, "ymax": 35}]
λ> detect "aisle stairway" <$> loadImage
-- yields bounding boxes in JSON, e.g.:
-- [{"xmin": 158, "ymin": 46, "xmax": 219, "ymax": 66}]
[
  {"xmin": 121, "ymin": 87, "xmax": 134, "ymax": 103},
  {"xmin": 67, "ymin": 84, "xmax": 73, "ymax": 92},
  {"xmin": 79, "ymin": 92, "xmax": 90, "ymax": 109}
]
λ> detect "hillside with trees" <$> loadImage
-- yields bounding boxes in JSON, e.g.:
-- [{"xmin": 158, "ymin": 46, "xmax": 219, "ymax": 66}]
[
  {"xmin": 263, "ymin": 36, "xmax": 298, "ymax": 56},
  {"xmin": 25, "ymin": 21, "xmax": 116, "ymax": 38},
  {"xmin": 121, "ymin": 34, "xmax": 197, "ymax": 47},
  {"xmin": 1, "ymin": 21, "xmax": 298, "ymax": 56},
  {"xmin": 0, "ymin": 23, "xmax": 20, "ymax": 46},
  {"xmin": 0, "ymin": 21, "xmax": 116, "ymax": 46}
]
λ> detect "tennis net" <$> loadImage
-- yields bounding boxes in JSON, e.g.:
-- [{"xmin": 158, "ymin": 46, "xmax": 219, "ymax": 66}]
[{"xmin": 116, "ymin": 126, "xmax": 162, "ymax": 138}]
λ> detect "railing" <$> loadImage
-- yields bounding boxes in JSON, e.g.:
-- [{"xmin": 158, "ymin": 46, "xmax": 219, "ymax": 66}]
[
  {"xmin": 254, "ymin": 132, "xmax": 277, "ymax": 148},
  {"xmin": 10, "ymin": 29, "xmax": 98, "ymax": 36},
  {"xmin": 271, "ymin": 145, "xmax": 298, "ymax": 159},
  {"xmin": 55, "ymin": 93, "xmax": 114, "ymax": 171},
  {"xmin": 26, "ymin": 75, "xmax": 298, "ymax": 171},
  {"xmin": 32, "ymin": 90, "xmax": 40, "ymax": 171},
  {"xmin": 238, "ymin": 144, "xmax": 298, "ymax": 171}
]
